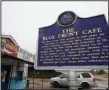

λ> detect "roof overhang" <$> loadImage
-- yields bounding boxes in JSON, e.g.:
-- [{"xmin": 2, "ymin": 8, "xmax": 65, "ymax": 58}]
[{"xmin": 2, "ymin": 35, "xmax": 19, "ymax": 46}]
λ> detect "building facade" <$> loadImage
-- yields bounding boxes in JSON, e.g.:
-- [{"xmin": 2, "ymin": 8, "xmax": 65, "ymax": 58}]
[{"xmin": 1, "ymin": 35, "xmax": 34, "ymax": 90}]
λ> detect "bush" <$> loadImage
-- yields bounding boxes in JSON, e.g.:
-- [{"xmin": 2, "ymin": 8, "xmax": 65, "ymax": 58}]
[{"xmin": 97, "ymin": 70, "xmax": 107, "ymax": 75}]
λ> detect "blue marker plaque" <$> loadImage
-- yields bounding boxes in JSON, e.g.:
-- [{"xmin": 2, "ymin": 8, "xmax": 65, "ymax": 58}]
[{"xmin": 36, "ymin": 11, "xmax": 108, "ymax": 69}]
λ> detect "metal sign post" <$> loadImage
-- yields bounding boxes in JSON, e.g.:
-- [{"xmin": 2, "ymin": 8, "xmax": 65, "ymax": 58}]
[{"xmin": 68, "ymin": 69, "xmax": 78, "ymax": 90}]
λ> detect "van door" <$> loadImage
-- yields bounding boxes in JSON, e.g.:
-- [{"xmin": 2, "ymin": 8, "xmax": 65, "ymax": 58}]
[
  {"xmin": 59, "ymin": 74, "xmax": 68, "ymax": 86},
  {"xmin": 80, "ymin": 73, "xmax": 92, "ymax": 85}
]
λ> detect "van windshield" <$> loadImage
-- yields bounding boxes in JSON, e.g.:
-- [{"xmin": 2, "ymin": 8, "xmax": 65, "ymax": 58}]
[{"xmin": 54, "ymin": 73, "xmax": 62, "ymax": 77}]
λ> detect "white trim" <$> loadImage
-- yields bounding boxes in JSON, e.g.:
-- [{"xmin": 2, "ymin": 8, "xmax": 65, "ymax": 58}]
[
  {"xmin": 34, "ymin": 65, "xmax": 108, "ymax": 70},
  {"xmin": 2, "ymin": 35, "xmax": 19, "ymax": 46}
]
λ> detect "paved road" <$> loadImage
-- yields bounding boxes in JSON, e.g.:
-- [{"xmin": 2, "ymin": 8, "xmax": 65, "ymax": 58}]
[{"xmin": 91, "ymin": 80, "xmax": 108, "ymax": 89}]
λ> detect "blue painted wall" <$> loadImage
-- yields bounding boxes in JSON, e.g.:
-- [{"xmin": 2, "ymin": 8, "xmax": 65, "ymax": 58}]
[{"xmin": 8, "ymin": 77, "xmax": 27, "ymax": 89}]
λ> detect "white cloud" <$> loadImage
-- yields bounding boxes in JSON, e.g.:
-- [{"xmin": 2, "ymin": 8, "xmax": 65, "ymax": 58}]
[{"xmin": 2, "ymin": 1, "xmax": 108, "ymax": 54}]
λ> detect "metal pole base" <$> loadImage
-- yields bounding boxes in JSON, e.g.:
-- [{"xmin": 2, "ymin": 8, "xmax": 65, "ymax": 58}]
[{"xmin": 68, "ymin": 69, "xmax": 78, "ymax": 90}]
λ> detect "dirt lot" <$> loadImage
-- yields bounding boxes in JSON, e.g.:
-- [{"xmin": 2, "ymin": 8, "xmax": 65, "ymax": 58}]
[
  {"xmin": 27, "ymin": 78, "xmax": 49, "ymax": 89},
  {"xmin": 94, "ymin": 74, "xmax": 108, "ymax": 81},
  {"xmin": 27, "ymin": 78, "xmax": 68, "ymax": 89},
  {"xmin": 27, "ymin": 75, "xmax": 108, "ymax": 89}
]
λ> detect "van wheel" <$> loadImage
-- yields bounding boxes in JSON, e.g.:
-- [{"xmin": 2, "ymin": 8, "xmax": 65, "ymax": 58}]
[
  {"xmin": 81, "ymin": 82, "xmax": 90, "ymax": 89},
  {"xmin": 53, "ymin": 81, "xmax": 60, "ymax": 88}
]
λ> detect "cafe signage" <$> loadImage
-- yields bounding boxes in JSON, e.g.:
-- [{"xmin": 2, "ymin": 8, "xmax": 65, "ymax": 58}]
[
  {"xmin": 17, "ymin": 48, "xmax": 34, "ymax": 63},
  {"xmin": 35, "ymin": 11, "xmax": 108, "ymax": 69},
  {"xmin": 4, "ymin": 39, "xmax": 19, "ymax": 57}
]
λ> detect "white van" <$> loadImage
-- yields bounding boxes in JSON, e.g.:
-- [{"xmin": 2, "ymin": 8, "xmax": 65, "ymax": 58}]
[{"xmin": 50, "ymin": 72, "xmax": 98, "ymax": 89}]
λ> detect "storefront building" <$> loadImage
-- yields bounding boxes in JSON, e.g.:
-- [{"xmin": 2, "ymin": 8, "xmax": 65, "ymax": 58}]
[{"xmin": 1, "ymin": 35, "xmax": 34, "ymax": 90}]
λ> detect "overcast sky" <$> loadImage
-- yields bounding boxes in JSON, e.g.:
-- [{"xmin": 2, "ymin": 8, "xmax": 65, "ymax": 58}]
[{"xmin": 2, "ymin": 1, "xmax": 108, "ymax": 54}]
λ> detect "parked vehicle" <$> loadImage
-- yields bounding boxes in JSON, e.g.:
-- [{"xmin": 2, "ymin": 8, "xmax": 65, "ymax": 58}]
[{"xmin": 50, "ymin": 72, "xmax": 98, "ymax": 89}]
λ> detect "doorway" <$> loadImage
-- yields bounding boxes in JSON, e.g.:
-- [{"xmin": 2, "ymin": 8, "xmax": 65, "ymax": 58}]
[{"xmin": 1, "ymin": 65, "xmax": 11, "ymax": 90}]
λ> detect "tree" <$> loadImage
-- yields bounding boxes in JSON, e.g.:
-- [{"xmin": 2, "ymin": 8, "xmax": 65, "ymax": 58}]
[
  {"xmin": 98, "ymin": 70, "xmax": 106, "ymax": 75},
  {"xmin": 90, "ymin": 69, "xmax": 96, "ymax": 75}
]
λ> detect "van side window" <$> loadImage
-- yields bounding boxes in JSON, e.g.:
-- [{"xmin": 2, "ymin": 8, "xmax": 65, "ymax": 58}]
[
  {"xmin": 82, "ymin": 73, "xmax": 91, "ymax": 78},
  {"xmin": 77, "ymin": 75, "xmax": 80, "ymax": 78},
  {"xmin": 60, "ymin": 74, "xmax": 67, "ymax": 78}
]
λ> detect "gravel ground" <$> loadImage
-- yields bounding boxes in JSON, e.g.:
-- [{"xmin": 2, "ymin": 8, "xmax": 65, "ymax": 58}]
[{"xmin": 27, "ymin": 78, "xmax": 108, "ymax": 90}]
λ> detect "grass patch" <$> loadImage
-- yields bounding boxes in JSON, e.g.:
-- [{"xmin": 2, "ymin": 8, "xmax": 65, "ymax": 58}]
[{"xmin": 94, "ymin": 74, "xmax": 108, "ymax": 81}]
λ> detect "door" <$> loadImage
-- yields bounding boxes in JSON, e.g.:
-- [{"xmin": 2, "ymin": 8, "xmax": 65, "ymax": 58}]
[
  {"xmin": 1, "ymin": 66, "xmax": 11, "ymax": 90},
  {"xmin": 59, "ymin": 74, "xmax": 68, "ymax": 86}
]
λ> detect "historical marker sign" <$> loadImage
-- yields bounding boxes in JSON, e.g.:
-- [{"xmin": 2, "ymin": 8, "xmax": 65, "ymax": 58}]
[{"xmin": 35, "ymin": 11, "xmax": 108, "ymax": 69}]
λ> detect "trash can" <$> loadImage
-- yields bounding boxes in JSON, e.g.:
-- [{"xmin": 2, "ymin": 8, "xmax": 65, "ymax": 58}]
[{"xmin": 27, "ymin": 80, "xmax": 29, "ymax": 88}]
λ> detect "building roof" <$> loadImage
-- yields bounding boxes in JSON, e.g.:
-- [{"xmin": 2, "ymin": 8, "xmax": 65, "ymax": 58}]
[{"xmin": 2, "ymin": 34, "xmax": 19, "ymax": 46}]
